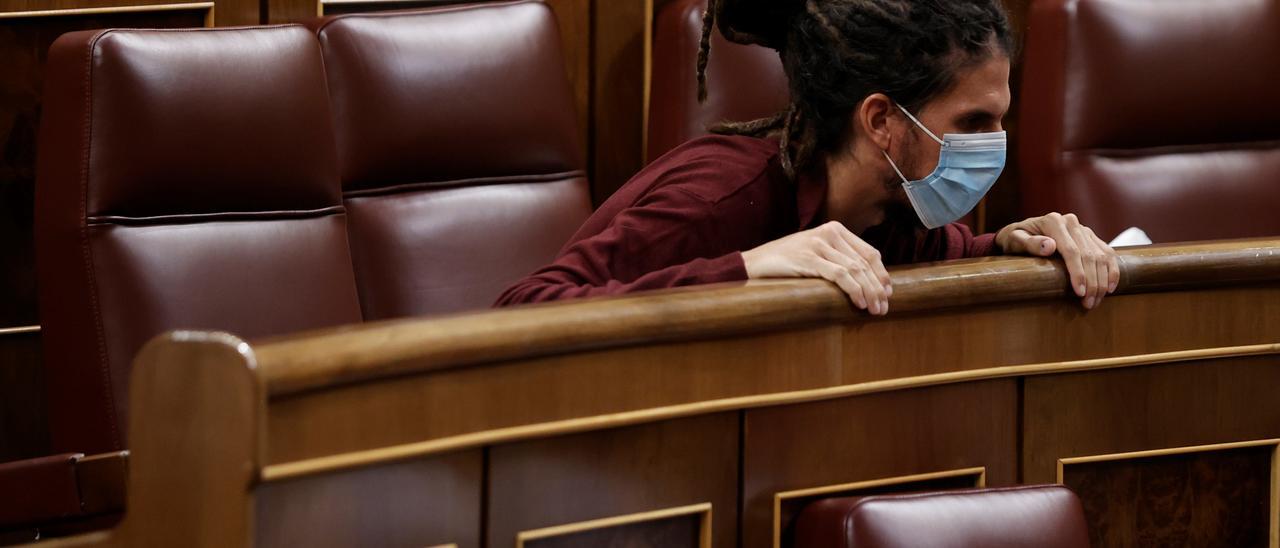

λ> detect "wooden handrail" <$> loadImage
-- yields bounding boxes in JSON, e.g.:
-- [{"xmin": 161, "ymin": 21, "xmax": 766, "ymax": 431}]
[{"xmin": 253, "ymin": 238, "xmax": 1280, "ymax": 397}]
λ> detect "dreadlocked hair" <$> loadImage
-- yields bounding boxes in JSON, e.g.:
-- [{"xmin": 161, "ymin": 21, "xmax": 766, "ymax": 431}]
[{"xmin": 697, "ymin": 0, "xmax": 1013, "ymax": 178}]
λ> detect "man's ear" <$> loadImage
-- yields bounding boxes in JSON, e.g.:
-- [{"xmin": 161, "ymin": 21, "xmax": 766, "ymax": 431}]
[{"xmin": 857, "ymin": 93, "xmax": 896, "ymax": 151}]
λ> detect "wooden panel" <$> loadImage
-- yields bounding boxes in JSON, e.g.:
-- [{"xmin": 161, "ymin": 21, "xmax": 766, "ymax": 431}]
[
  {"xmin": 265, "ymin": 327, "xmax": 839, "ymax": 464},
  {"xmin": 528, "ymin": 516, "xmax": 703, "ymax": 548},
  {"xmin": 490, "ymin": 414, "xmax": 738, "ymax": 548},
  {"xmin": 590, "ymin": 0, "xmax": 648, "ymax": 205},
  {"xmin": 1026, "ymin": 356, "xmax": 1280, "ymax": 545},
  {"xmin": 1061, "ymin": 442, "xmax": 1276, "ymax": 547},
  {"xmin": 982, "ymin": 0, "xmax": 1033, "ymax": 232},
  {"xmin": 841, "ymin": 285, "xmax": 1280, "ymax": 386},
  {"xmin": 1024, "ymin": 355, "xmax": 1280, "ymax": 483},
  {"xmin": 256, "ymin": 449, "xmax": 482, "ymax": 548},
  {"xmin": 0, "ymin": 328, "xmax": 46, "ymax": 461},
  {"xmin": 543, "ymin": 0, "xmax": 590, "ymax": 151},
  {"xmin": 521, "ymin": 503, "xmax": 709, "ymax": 548},
  {"xmin": 742, "ymin": 380, "xmax": 1018, "ymax": 548}
]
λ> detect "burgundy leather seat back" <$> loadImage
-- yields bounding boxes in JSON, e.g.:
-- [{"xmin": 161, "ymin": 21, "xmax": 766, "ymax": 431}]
[
  {"xmin": 647, "ymin": 0, "xmax": 788, "ymax": 163},
  {"xmin": 795, "ymin": 485, "xmax": 1090, "ymax": 547},
  {"xmin": 1020, "ymin": 0, "xmax": 1280, "ymax": 241},
  {"xmin": 316, "ymin": 1, "xmax": 592, "ymax": 319},
  {"xmin": 35, "ymin": 26, "xmax": 363, "ymax": 454}
]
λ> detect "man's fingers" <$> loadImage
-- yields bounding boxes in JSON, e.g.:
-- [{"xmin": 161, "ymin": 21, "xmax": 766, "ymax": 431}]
[
  {"xmin": 828, "ymin": 223, "xmax": 893, "ymax": 291},
  {"xmin": 817, "ymin": 243, "xmax": 886, "ymax": 315},
  {"xmin": 817, "ymin": 260, "xmax": 869, "ymax": 311},
  {"xmin": 1006, "ymin": 228, "xmax": 1057, "ymax": 257},
  {"xmin": 1090, "ymin": 232, "xmax": 1121, "ymax": 293},
  {"xmin": 1072, "ymin": 228, "xmax": 1102, "ymax": 309},
  {"xmin": 1036, "ymin": 216, "xmax": 1087, "ymax": 297},
  {"xmin": 851, "ymin": 262, "xmax": 887, "ymax": 315},
  {"xmin": 1081, "ymin": 232, "xmax": 1108, "ymax": 309}
]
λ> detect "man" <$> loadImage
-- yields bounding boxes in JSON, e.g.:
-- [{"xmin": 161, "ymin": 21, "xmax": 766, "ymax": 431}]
[{"xmin": 497, "ymin": 0, "xmax": 1118, "ymax": 314}]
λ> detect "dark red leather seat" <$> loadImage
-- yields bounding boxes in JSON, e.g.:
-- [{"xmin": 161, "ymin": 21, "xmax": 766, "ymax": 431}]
[
  {"xmin": 1019, "ymin": 0, "xmax": 1280, "ymax": 241},
  {"xmin": 795, "ymin": 485, "xmax": 1090, "ymax": 547},
  {"xmin": 34, "ymin": 25, "xmax": 363, "ymax": 455},
  {"xmin": 314, "ymin": 1, "xmax": 592, "ymax": 319},
  {"xmin": 646, "ymin": 0, "xmax": 788, "ymax": 163}
]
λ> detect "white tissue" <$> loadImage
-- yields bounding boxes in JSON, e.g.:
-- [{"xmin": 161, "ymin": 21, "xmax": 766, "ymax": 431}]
[{"xmin": 1109, "ymin": 227, "xmax": 1152, "ymax": 248}]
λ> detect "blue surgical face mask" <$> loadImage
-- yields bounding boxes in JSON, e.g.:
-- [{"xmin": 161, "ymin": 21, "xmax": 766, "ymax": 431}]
[{"xmin": 881, "ymin": 104, "xmax": 1006, "ymax": 229}]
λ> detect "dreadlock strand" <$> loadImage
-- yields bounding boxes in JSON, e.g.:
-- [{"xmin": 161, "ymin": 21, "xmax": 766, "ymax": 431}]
[
  {"xmin": 696, "ymin": 0, "xmax": 719, "ymax": 103},
  {"xmin": 709, "ymin": 111, "xmax": 786, "ymax": 136},
  {"xmin": 777, "ymin": 104, "xmax": 800, "ymax": 178}
]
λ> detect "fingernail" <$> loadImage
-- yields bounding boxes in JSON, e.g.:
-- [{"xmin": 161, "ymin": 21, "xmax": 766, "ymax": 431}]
[
  {"xmin": 885, "ymin": 285, "xmax": 894, "ymax": 297},
  {"xmin": 1109, "ymin": 282, "xmax": 1118, "ymax": 294},
  {"xmin": 1076, "ymin": 284, "xmax": 1086, "ymax": 297},
  {"xmin": 882, "ymin": 301, "xmax": 890, "ymax": 315},
  {"xmin": 1085, "ymin": 297, "xmax": 1095, "ymax": 309}
]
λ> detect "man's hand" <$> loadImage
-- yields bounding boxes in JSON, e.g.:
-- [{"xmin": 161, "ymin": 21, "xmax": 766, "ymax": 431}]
[
  {"xmin": 996, "ymin": 212, "xmax": 1120, "ymax": 310},
  {"xmin": 742, "ymin": 221, "xmax": 893, "ymax": 315}
]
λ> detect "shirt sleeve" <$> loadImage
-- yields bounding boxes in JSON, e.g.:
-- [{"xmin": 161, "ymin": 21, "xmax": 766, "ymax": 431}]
[{"xmin": 494, "ymin": 186, "xmax": 750, "ymax": 306}]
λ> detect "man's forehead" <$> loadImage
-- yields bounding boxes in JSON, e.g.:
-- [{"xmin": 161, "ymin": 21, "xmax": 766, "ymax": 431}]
[{"xmin": 931, "ymin": 58, "xmax": 1012, "ymax": 116}]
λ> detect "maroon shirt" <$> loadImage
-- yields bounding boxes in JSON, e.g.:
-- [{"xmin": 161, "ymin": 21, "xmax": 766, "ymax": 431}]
[{"xmin": 495, "ymin": 135, "xmax": 995, "ymax": 306}]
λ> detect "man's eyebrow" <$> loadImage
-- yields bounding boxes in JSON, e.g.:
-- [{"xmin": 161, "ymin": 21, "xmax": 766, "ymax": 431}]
[{"xmin": 957, "ymin": 108, "xmax": 1000, "ymax": 122}]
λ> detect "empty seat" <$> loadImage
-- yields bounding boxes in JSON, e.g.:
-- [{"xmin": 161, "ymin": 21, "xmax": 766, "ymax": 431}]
[
  {"xmin": 35, "ymin": 26, "xmax": 363, "ymax": 454},
  {"xmin": 646, "ymin": 0, "xmax": 788, "ymax": 163},
  {"xmin": 794, "ymin": 485, "xmax": 1090, "ymax": 547},
  {"xmin": 1019, "ymin": 0, "xmax": 1280, "ymax": 241},
  {"xmin": 314, "ymin": 1, "xmax": 593, "ymax": 319}
]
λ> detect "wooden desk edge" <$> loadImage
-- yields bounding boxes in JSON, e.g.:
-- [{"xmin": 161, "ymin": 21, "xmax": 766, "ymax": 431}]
[{"xmin": 240, "ymin": 238, "xmax": 1280, "ymax": 397}]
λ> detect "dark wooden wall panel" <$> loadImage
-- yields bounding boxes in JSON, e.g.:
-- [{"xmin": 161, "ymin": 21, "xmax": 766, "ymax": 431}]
[
  {"xmin": 1025, "ymin": 356, "xmax": 1280, "ymax": 547},
  {"xmin": 526, "ymin": 511, "xmax": 705, "ymax": 548},
  {"xmin": 1063, "ymin": 444, "xmax": 1273, "ymax": 547},
  {"xmin": 488, "ymin": 413, "xmax": 739, "ymax": 548},
  {"xmin": 742, "ymin": 379, "xmax": 1018, "ymax": 548},
  {"xmin": 256, "ymin": 449, "xmax": 483, "ymax": 548}
]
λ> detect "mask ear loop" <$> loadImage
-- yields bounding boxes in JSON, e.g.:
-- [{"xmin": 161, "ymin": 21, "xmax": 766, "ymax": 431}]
[
  {"xmin": 882, "ymin": 103, "xmax": 939, "ymax": 185},
  {"xmin": 881, "ymin": 150, "xmax": 911, "ymax": 185},
  {"xmin": 896, "ymin": 104, "xmax": 944, "ymax": 145}
]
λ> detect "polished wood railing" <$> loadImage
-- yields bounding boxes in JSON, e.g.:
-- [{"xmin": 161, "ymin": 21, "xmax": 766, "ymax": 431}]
[{"xmin": 39, "ymin": 238, "xmax": 1280, "ymax": 547}]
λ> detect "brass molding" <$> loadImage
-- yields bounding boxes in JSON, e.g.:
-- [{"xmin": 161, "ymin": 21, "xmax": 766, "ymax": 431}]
[
  {"xmin": 0, "ymin": 3, "xmax": 214, "ymax": 20},
  {"xmin": 260, "ymin": 343, "xmax": 1280, "ymax": 481},
  {"xmin": 515, "ymin": 502, "xmax": 711, "ymax": 548},
  {"xmin": 1057, "ymin": 439, "xmax": 1279, "ymax": 548},
  {"xmin": 771, "ymin": 467, "xmax": 986, "ymax": 548},
  {"xmin": 0, "ymin": 325, "xmax": 40, "ymax": 337},
  {"xmin": 640, "ymin": 0, "xmax": 654, "ymax": 163}
]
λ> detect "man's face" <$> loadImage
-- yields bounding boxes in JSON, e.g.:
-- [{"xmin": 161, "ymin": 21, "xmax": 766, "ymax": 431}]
[{"xmin": 887, "ymin": 55, "xmax": 1011, "ymax": 213}]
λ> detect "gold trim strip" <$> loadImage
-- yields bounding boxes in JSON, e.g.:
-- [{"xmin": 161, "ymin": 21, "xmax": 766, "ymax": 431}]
[
  {"xmin": 1056, "ymin": 438, "xmax": 1280, "ymax": 475},
  {"xmin": 1057, "ymin": 439, "xmax": 1280, "ymax": 548},
  {"xmin": 771, "ymin": 467, "xmax": 985, "ymax": 548},
  {"xmin": 515, "ymin": 502, "xmax": 711, "ymax": 548},
  {"xmin": 0, "ymin": 3, "xmax": 214, "ymax": 19},
  {"xmin": 0, "ymin": 325, "xmax": 40, "ymax": 336},
  {"xmin": 640, "ymin": 0, "xmax": 654, "ymax": 162},
  {"xmin": 261, "ymin": 343, "xmax": 1280, "ymax": 482}
]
